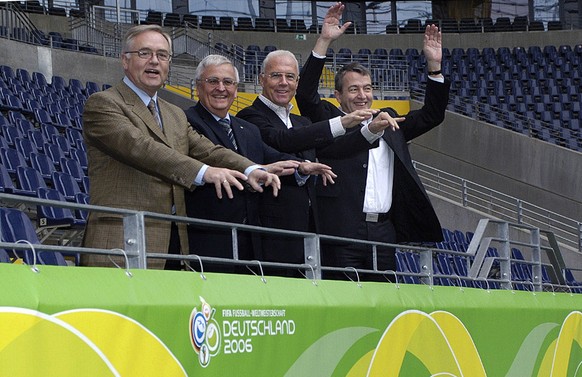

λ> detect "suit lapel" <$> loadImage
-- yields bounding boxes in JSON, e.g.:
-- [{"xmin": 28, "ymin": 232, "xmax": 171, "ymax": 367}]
[
  {"xmin": 117, "ymin": 82, "xmax": 169, "ymax": 144},
  {"xmin": 195, "ymin": 104, "xmax": 237, "ymax": 151}
]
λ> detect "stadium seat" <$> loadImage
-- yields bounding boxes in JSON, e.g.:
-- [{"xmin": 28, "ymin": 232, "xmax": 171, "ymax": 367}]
[
  {"xmin": 182, "ymin": 14, "xmax": 198, "ymax": 28},
  {"xmin": 163, "ymin": 12, "xmax": 182, "ymax": 27},
  {"xmin": 71, "ymin": 148, "xmax": 88, "ymax": 173},
  {"xmin": 0, "ymin": 207, "xmax": 67, "ymax": 266},
  {"xmin": 218, "ymin": 16, "xmax": 234, "ymax": 31},
  {"xmin": 44, "ymin": 143, "xmax": 66, "ymax": 168},
  {"xmin": 236, "ymin": 17, "xmax": 253, "ymax": 31},
  {"xmin": 52, "ymin": 171, "xmax": 82, "ymax": 201},
  {"xmin": 30, "ymin": 152, "xmax": 57, "ymax": 182},
  {"xmin": 16, "ymin": 165, "xmax": 47, "ymax": 196},
  {"xmin": 200, "ymin": 15, "xmax": 217, "ymax": 29},
  {"xmin": 0, "ymin": 163, "xmax": 27, "ymax": 195},
  {"xmin": 36, "ymin": 187, "xmax": 82, "ymax": 227},
  {"xmin": 0, "ymin": 147, "xmax": 27, "ymax": 176},
  {"xmin": 60, "ymin": 157, "xmax": 84, "ymax": 183},
  {"xmin": 255, "ymin": 18, "xmax": 274, "ymax": 32},
  {"xmin": 145, "ymin": 10, "xmax": 163, "ymax": 26},
  {"xmin": 15, "ymin": 137, "xmax": 35, "ymax": 161}
]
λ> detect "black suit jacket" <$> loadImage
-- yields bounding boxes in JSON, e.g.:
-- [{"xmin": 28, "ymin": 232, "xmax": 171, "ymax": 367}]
[
  {"xmin": 296, "ymin": 53, "xmax": 450, "ymax": 243},
  {"xmin": 184, "ymin": 103, "xmax": 296, "ymax": 261},
  {"xmin": 237, "ymin": 99, "xmax": 322, "ymax": 263}
]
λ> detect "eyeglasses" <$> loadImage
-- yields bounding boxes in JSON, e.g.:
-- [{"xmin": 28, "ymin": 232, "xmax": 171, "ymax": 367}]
[
  {"xmin": 264, "ymin": 72, "xmax": 299, "ymax": 82},
  {"xmin": 198, "ymin": 77, "xmax": 238, "ymax": 88},
  {"xmin": 125, "ymin": 49, "xmax": 172, "ymax": 62}
]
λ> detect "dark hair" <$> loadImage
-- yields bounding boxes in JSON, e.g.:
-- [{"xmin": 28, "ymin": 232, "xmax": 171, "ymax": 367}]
[{"xmin": 334, "ymin": 62, "xmax": 371, "ymax": 92}]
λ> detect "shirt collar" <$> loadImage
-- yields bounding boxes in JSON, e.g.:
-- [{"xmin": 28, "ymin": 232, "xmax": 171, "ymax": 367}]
[
  {"xmin": 259, "ymin": 94, "xmax": 293, "ymax": 124},
  {"xmin": 199, "ymin": 102, "xmax": 230, "ymax": 123},
  {"xmin": 123, "ymin": 76, "xmax": 158, "ymax": 107}
]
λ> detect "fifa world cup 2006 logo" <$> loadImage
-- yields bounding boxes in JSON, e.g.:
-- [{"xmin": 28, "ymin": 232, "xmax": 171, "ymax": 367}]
[{"xmin": 189, "ymin": 296, "xmax": 221, "ymax": 367}]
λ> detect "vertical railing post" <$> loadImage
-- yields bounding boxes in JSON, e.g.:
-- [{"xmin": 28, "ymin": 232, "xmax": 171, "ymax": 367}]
[
  {"xmin": 498, "ymin": 222, "xmax": 512, "ymax": 290},
  {"xmin": 419, "ymin": 249, "xmax": 433, "ymax": 286},
  {"xmin": 304, "ymin": 234, "xmax": 321, "ymax": 280},
  {"xmin": 517, "ymin": 199, "xmax": 523, "ymax": 224},
  {"xmin": 531, "ymin": 227, "xmax": 542, "ymax": 292},
  {"xmin": 123, "ymin": 212, "xmax": 147, "ymax": 269},
  {"xmin": 462, "ymin": 179, "xmax": 468, "ymax": 207}
]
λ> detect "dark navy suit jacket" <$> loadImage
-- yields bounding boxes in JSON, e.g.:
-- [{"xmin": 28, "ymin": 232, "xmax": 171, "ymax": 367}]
[{"xmin": 184, "ymin": 103, "xmax": 298, "ymax": 262}]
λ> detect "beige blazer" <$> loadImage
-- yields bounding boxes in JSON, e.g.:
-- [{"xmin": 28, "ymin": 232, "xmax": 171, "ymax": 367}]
[{"xmin": 82, "ymin": 81, "xmax": 254, "ymax": 268}]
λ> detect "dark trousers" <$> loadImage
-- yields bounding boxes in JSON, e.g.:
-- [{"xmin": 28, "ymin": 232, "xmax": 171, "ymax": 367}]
[
  {"xmin": 322, "ymin": 214, "xmax": 396, "ymax": 282},
  {"xmin": 164, "ymin": 222, "xmax": 182, "ymax": 270}
]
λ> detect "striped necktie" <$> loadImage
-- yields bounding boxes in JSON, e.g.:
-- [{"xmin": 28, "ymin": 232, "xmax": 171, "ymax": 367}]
[
  {"xmin": 148, "ymin": 99, "xmax": 163, "ymax": 130},
  {"xmin": 219, "ymin": 117, "xmax": 237, "ymax": 150}
]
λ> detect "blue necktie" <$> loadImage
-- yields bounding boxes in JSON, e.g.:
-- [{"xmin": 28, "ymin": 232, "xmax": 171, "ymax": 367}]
[{"xmin": 219, "ymin": 118, "xmax": 237, "ymax": 150}]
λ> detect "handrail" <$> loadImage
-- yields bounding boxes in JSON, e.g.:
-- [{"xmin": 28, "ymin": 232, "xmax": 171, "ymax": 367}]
[
  {"xmin": 0, "ymin": 192, "xmax": 576, "ymax": 293},
  {"xmin": 414, "ymin": 160, "xmax": 582, "ymax": 253}
]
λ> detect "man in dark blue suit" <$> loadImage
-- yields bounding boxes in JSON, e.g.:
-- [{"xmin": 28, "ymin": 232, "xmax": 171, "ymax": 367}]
[
  {"xmin": 295, "ymin": 3, "xmax": 450, "ymax": 280},
  {"xmin": 184, "ymin": 54, "xmax": 334, "ymax": 275}
]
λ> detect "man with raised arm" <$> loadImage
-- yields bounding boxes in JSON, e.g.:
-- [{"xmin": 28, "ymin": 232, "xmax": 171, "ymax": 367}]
[{"xmin": 295, "ymin": 2, "xmax": 450, "ymax": 280}]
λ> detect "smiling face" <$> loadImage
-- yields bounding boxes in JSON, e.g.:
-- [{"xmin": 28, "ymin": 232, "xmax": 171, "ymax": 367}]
[
  {"xmin": 259, "ymin": 54, "xmax": 299, "ymax": 107},
  {"xmin": 196, "ymin": 63, "xmax": 238, "ymax": 118},
  {"xmin": 122, "ymin": 30, "xmax": 170, "ymax": 97},
  {"xmin": 334, "ymin": 71, "xmax": 374, "ymax": 113}
]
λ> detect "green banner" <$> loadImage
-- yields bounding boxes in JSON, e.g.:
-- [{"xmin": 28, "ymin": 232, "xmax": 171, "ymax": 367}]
[{"xmin": 0, "ymin": 263, "xmax": 581, "ymax": 376}]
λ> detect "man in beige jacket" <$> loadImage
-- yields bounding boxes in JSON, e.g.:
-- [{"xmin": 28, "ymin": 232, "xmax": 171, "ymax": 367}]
[{"xmin": 82, "ymin": 25, "xmax": 280, "ymax": 269}]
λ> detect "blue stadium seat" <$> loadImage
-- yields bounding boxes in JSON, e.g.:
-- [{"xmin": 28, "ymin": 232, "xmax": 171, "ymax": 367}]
[
  {"xmin": 16, "ymin": 165, "xmax": 47, "ymax": 196},
  {"xmin": 71, "ymin": 148, "xmax": 88, "ymax": 173},
  {"xmin": 60, "ymin": 157, "xmax": 84, "ymax": 183},
  {"xmin": 15, "ymin": 137, "xmax": 36, "ymax": 162},
  {"xmin": 0, "ymin": 163, "xmax": 27, "ymax": 195},
  {"xmin": 52, "ymin": 171, "xmax": 82, "ymax": 201},
  {"xmin": 36, "ymin": 187, "xmax": 85, "ymax": 228},
  {"xmin": 0, "ymin": 207, "xmax": 67, "ymax": 266},
  {"xmin": 44, "ymin": 143, "xmax": 66, "ymax": 168},
  {"xmin": 30, "ymin": 152, "xmax": 57, "ymax": 182},
  {"xmin": 0, "ymin": 147, "xmax": 27, "ymax": 176}
]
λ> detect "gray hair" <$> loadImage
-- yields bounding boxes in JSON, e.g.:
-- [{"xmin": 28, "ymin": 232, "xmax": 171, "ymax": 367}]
[
  {"xmin": 194, "ymin": 54, "xmax": 240, "ymax": 82},
  {"xmin": 261, "ymin": 50, "xmax": 299, "ymax": 73},
  {"xmin": 122, "ymin": 24, "xmax": 172, "ymax": 54}
]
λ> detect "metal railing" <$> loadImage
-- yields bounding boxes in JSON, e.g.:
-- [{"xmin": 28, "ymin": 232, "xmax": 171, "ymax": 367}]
[
  {"xmin": 414, "ymin": 161, "xmax": 582, "ymax": 253},
  {"xmin": 0, "ymin": 192, "xmax": 578, "ymax": 293}
]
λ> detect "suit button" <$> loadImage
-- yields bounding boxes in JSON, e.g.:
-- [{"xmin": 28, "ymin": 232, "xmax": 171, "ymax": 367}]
[{"xmin": 363, "ymin": 164, "xmax": 367, "ymax": 168}]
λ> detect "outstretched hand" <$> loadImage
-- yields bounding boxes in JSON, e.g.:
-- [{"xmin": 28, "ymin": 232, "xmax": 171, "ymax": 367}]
[
  {"xmin": 247, "ymin": 169, "xmax": 281, "ymax": 197},
  {"xmin": 341, "ymin": 109, "xmax": 379, "ymax": 128},
  {"xmin": 298, "ymin": 162, "xmax": 337, "ymax": 186},
  {"xmin": 203, "ymin": 167, "xmax": 246, "ymax": 200},
  {"xmin": 368, "ymin": 111, "xmax": 405, "ymax": 134},
  {"xmin": 264, "ymin": 160, "xmax": 301, "ymax": 176}
]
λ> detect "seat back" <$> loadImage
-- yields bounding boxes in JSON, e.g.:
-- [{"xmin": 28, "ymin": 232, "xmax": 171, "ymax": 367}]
[
  {"xmin": 16, "ymin": 165, "xmax": 47, "ymax": 195},
  {"xmin": 37, "ymin": 187, "xmax": 76, "ymax": 227},
  {"xmin": 52, "ymin": 171, "xmax": 81, "ymax": 200}
]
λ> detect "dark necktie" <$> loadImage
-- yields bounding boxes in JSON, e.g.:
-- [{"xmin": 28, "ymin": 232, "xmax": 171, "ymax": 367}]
[
  {"xmin": 219, "ymin": 117, "xmax": 237, "ymax": 150},
  {"xmin": 148, "ymin": 99, "xmax": 163, "ymax": 130}
]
